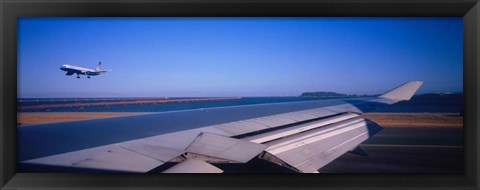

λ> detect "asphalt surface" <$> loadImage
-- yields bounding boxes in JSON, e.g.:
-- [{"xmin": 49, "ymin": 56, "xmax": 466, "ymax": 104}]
[{"xmin": 319, "ymin": 126, "xmax": 464, "ymax": 173}]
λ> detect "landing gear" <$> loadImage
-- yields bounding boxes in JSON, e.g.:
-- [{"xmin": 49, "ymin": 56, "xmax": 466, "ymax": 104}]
[
  {"xmin": 76, "ymin": 74, "xmax": 80, "ymax": 79},
  {"xmin": 87, "ymin": 75, "xmax": 91, "ymax": 79}
]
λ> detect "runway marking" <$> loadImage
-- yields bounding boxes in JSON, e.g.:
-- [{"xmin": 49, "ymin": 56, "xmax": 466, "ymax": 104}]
[{"xmin": 361, "ymin": 144, "xmax": 463, "ymax": 148}]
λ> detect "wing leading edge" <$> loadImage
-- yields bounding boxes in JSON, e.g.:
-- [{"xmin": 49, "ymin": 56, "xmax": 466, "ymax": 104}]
[{"xmin": 20, "ymin": 81, "xmax": 423, "ymax": 173}]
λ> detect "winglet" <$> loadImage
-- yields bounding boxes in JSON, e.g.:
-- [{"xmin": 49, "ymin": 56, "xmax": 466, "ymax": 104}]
[{"xmin": 379, "ymin": 81, "xmax": 423, "ymax": 101}]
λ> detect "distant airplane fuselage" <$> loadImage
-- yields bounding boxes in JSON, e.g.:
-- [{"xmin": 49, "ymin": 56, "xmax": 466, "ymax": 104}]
[{"xmin": 60, "ymin": 62, "xmax": 109, "ymax": 79}]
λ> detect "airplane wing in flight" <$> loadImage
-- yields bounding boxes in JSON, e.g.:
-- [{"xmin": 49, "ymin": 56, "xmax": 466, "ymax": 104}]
[{"xmin": 18, "ymin": 81, "xmax": 423, "ymax": 173}]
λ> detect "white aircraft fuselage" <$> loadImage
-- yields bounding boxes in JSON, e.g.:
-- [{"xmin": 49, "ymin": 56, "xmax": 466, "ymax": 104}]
[{"xmin": 60, "ymin": 62, "xmax": 108, "ymax": 78}]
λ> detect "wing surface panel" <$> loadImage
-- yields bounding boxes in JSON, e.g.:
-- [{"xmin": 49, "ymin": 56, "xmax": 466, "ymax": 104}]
[
  {"xmin": 186, "ymin": 133, "xmax": 267, "ymax": 163},
  {"xmin": 251, "ymin": 115, "xmax": 297, "ymax": 127},
  {"xmin": 301, "ymin": 108, "xmax": 338, "ymax": 118},
  {"xmin": 324, "ymin": 104, "xmax": 363, "ymax": 113},
  {"xmin": 215, "ymin": 120, "xmax": 269, "ymax": 136},
  {"xmin": 278, "ymin": 111, "xmax": 318, "ymax": 121},
  {"xmin": 23, "ymin": 144, "xmax": 165, "ymax": 173}
]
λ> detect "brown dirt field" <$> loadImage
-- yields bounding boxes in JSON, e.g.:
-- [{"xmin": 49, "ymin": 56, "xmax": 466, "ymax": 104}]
[
  {"xmin": 17, "ymin": 112, "xmax": 463, "ymax": 127},
  {"xmin": 17, "ymin": 97, "xmax": 241, "ymax": 110},
  {"xmin": 361, "ymin": 113, "xmax": 463, "ymax": 127},
  {"xmin": 17, "ymin": 112, "xmax": 147, "ymax": 125}
]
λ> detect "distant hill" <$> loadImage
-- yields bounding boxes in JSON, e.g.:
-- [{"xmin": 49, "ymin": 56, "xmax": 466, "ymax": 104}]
[{"xmin": 300, "ymin": 91, "xmax": 462, "ymax": 98}]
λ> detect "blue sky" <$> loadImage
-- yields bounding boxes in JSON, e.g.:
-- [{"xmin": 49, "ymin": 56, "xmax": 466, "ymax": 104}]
[{"xmin": 18, "ymin": 17, "xmax": 463, "ymax": 98}]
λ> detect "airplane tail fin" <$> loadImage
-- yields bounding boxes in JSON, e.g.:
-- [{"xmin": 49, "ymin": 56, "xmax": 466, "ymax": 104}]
[
  {"xmin": 95, "ymin": 62, "xmax": 102, "ymax": 71},
  {"xmin": 379, "ymin": 81, "xmax": 423, "ymax": 101}
]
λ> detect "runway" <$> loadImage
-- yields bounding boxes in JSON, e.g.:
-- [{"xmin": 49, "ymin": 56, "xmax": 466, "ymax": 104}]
[{"xmin": 319, "ymin": 126, "xmax": 463, "ymax": 173}]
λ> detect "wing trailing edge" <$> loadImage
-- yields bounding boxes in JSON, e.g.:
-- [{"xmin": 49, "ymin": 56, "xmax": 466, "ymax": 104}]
[{"xmin": 252, "ymin": 113, "xmax": 383, "ymax": 173}]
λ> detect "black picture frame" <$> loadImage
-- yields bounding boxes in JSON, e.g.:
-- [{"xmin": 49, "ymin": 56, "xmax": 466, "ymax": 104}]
[{"xmin": 1, "ymin": 0, "xmax": 479, "ymax": 189}]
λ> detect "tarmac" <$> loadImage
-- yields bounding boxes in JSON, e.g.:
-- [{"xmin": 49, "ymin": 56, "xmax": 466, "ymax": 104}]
[{"xmin": 320, "ymin": 126, "xmax": 463, "ymax": 173}]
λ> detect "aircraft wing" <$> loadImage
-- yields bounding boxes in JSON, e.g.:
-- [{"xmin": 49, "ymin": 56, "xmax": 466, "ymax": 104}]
[{"xmin": 18, "ymin": 81, "xmax": 423, "ymax": 173}]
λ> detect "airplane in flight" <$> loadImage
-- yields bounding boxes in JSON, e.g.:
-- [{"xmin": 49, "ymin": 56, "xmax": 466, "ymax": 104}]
[
  {"xmin": 60, "ymin": 62, "xmax": 110, "ymax": 79},
  {"xmin": 18, "ymin": 81, "xmax": 423, "ymax": 173}
]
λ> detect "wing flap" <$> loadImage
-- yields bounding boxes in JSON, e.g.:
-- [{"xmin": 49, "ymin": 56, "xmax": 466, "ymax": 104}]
[
  {"xmin": 186, "ymin": 133, "xmax": 267, "ymax": 163},
  {"xmin": 244, "ymin": 113, "xmax": 359, "ymax": 144},
  {"xmin": 214, "ymin": 108, "xmax": 340, "ymax": 136},
  {"xmin": 258, "ymin": 117, "xmax": 383, "ymax": 173}
]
